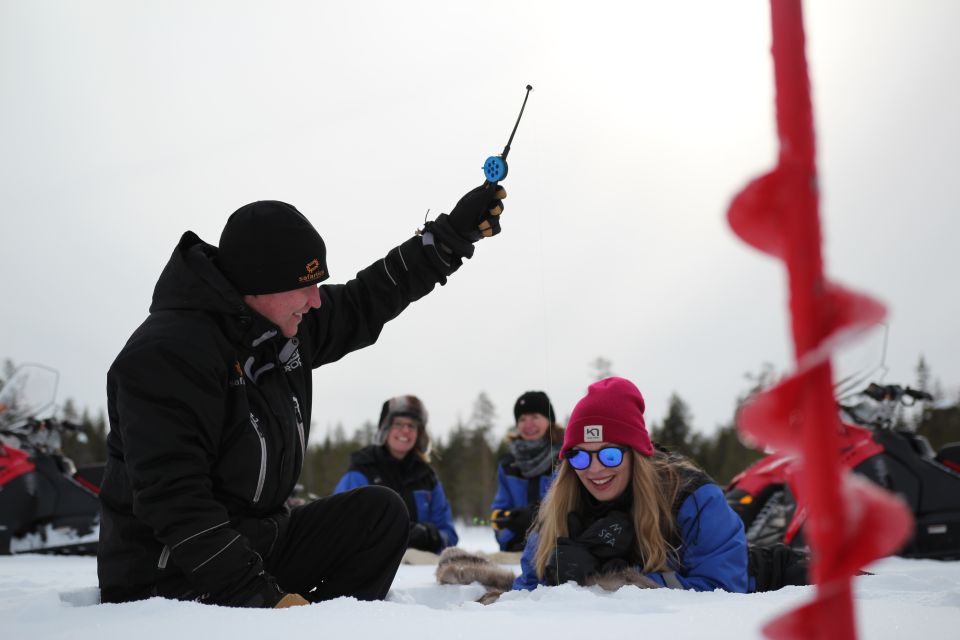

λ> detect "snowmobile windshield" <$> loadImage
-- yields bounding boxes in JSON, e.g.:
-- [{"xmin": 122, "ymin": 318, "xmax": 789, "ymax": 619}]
[{"xmin": 0, "ymin": 364, "xmax": 59, "ymax": 430}]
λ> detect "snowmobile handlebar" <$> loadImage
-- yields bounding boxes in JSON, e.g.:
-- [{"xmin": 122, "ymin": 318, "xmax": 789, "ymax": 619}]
[
  {"xmin": 1, "ymin": 417, "xmax": 83, "ymax": 454},
  {"xmin": 863, "ymin": 383, "xmax": 933, "ymax": 405},
  {"xmin": 0, "ymin": 416, "xmax": 81, "ymax": 434},
  {"xmin": 838, "ymin": 383, "xmax": 933, "ymax": 430}
]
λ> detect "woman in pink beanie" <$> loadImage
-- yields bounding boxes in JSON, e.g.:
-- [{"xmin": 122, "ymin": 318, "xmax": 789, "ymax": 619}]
[{"xmin": 512, "ymin": 377, "xmax": 749, "ymax": 592}]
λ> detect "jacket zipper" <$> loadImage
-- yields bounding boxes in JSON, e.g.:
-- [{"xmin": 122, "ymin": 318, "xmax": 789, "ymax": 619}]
[
  {"xmin": 249, "ymin": 413, "xmax": 267, "ymax": 504},
  {"xmin": 291, "ymin": 395, "xmax": 305, "ymax": 462},
  {"xmin": 158, "ymin": 545, "xmax": 170, "ymax": 569}
]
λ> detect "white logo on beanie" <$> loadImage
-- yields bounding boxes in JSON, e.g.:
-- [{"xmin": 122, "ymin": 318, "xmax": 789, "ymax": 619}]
[{"xmin": 584, "ymin": 425, "xmax": 603, "ymax": 442}]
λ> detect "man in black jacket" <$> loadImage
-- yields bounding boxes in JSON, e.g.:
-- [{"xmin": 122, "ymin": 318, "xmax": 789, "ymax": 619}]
[{"xmin": 98, "ymin": 185, "xmax": 506, "ymax": 608}]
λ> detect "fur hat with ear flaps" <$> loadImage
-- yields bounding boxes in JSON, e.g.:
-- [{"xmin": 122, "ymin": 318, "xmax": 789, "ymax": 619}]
[{"xmin": 376, "ymin": 395, "xmax": 430, "ymax": 455}]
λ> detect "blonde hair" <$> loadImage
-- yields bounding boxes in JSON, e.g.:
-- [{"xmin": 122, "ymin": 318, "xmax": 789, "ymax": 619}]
[
  {"xmin": 533, "ymin": 450, "xmax": 698, "ymax": 580},
  {"xmin": 413, "ymin": 444, "xmax": 431, "ymax": 464}
]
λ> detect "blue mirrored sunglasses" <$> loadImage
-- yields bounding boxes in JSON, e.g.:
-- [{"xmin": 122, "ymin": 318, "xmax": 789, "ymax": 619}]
[{"xmin": 564, "ymin": 446, "xmax": 626, "ymax": 470}]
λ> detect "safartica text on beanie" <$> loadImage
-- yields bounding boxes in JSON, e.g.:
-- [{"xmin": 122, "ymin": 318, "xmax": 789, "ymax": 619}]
[
  {"xmin": 218, "ymin": 200, "xmax": 330, "ymax": 295},
  {"xmin": 376, "ymin": 395, "xmax": 431, "ymax": 455},
  {"xmin": 560, "ymin": 377, "xmax": 654, "ymax": 459}
]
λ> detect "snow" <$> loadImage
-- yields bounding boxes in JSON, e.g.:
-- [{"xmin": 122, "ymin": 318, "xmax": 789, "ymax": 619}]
[{"xmin": 2, "ymin": 526, "xmax": 958, "ymax": 639}]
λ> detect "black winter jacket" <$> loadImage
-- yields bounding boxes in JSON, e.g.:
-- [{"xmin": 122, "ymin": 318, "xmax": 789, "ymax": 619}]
[
  {"xmin": 98, "ymin": 229, "xmax": 458, "ymax": 606},
  {"xmin": 341, "ymin": 445, "xmax": 440, "ymax": 520}
]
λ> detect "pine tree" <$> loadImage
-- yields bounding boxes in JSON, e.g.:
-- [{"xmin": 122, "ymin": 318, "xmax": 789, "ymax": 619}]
[
  {"xmin": 915, "ymin": 403, "xmax": 960, "ymax": 452},
  {"xmin": 358, "ymin": 419, "xmax": 376, "ymax": 446},
  {"xmin": 1, "ymin": 358, "xmax": 14, "ymax": 385},
  {"xmin": 916, "ymin": 355, "xmax": 931, "ymax": 397},
  {"xmin": 696, "ymin": 423, "xmax": 765, "ymax": 484},
  {"xmin": 434, "ymin": 420, "xmax": 470, "ymax": 519},
  {"xmin": 60, "ymin": 406, "xmax": 108, "ymax": 466},
  {"xmin": 589, "ymin": 357, "xmax": 614, "ymax": 381},
  {"xmin": 469, "ymin": 391, "xmax": 498, "ymax": 448},
  {"xmin": 433, "ymin": 393, "xmax": 501, "ymax": 521},
  {"xmin": 693, "ymin": 363, "xmax": 776, "ymax": 483},
  {"xmin": 650, "ymin": 393, "xmax": 699, "ymax": 458},
  {"xmin": 299, "ymin": 421, "xmax": 365, "ymax": 498}
]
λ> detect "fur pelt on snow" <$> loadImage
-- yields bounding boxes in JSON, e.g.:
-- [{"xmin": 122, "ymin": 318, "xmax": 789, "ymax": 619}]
[
  {"xmin": 435, "ymin": 547, "xmax": 660, "ymax": 605},
  {"xmin": 583, "ymin": 566, "xmax": 660, "ymax": 590},
  {"xmin": 435, "ymin": 547, "xmax": 516, "ymax": 592}
]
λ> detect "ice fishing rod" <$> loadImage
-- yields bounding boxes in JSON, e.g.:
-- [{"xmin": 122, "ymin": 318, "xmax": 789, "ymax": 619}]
[{"xmin": 482, "ymin": 84, "xmax": 533, "ymax": 186}]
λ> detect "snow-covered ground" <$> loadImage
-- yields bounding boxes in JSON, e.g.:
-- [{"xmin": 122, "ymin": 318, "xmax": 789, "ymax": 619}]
[{"xmin": 3, "ymin": 526, "xmax": 958, "ymax": 639}]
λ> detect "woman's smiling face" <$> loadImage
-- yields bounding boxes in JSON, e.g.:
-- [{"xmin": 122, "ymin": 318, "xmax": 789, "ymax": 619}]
[
  {"xmin": 516, "ymin": 412, "xmax": 549, "ymax": 441},
  {"xmin": 571, "ymin": 441, "xmax": 632, "ymax": 501},
  {"xmin": 386, "ymin": 417, "xmax": 419, "ymax": 459}
]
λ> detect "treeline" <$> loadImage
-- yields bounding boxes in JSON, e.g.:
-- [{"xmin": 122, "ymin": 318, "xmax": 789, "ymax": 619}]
[
  {"xmin": 906, "ymin": 356, "xmax": 960, "ymax": 452},
  {"xmin": 4, "ymin": 357, "xmax": 959, "ymax": 522},
  {"xmin": 298, "ymin": 365, "xmax": 779, "ymax": 519},
  {"xmin": 298, "ymin": 359, "xmax": 960, "ymax": 522},
  {"xmin": 299, "ymin": 390, "xmax": 766, "ymax": 522}
]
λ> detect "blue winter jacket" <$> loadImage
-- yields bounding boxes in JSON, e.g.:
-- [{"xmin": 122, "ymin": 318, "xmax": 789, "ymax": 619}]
[
  {"xmin": 512, "ymin": 482, "xmax": 748, "ymax": 592},
  {"xmin": 491, "ymin": 455, "xmax": 555, "ymax": 551},
  {"xmin": 334, "ymin": 445, "xmax": 458, "ymax": 549}
]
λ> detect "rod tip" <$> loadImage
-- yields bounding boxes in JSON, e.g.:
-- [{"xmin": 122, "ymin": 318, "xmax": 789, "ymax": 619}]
[{"xmin": 526, "ymin": 84, "xmax": 533, "ymax": 91}]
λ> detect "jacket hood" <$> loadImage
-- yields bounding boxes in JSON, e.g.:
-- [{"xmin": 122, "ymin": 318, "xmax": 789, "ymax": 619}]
[{"xmin": 150, "ymin": 231, "xmax": 246, "ymax": 317}]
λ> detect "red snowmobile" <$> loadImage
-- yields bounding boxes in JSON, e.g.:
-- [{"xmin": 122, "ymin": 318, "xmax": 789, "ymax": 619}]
[
  {"xmin": 726, "ymin": 383, "xmax": 960, "ymax": 560},
  {"xmin": 0, "ymin": 364, "xmax": 102, "ymax": 555}
]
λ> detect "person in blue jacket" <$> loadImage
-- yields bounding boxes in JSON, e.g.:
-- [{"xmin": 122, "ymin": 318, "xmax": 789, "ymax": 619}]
[
  {"xmin": 513, "ymin": 377, "xmax": 748, "ymax": 593},
  {"xmin": 490, "ymin": 391, "xmax": 564, "ymax": 551},
  {"xmin": 334, "ymin": 395, "xmax": 458, "ymax": 553}
]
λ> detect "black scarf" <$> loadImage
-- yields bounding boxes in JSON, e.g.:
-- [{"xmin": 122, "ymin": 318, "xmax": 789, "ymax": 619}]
[
  {"xmin": 577, "ymin": 482, "xmax": 634, "ymax": 523},
  {"xmin": 509, "ymin": 437, "xmax": 560, "ymax": 479}
]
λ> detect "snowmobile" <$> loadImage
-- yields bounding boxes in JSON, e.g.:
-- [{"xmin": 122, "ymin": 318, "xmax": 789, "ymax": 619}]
[
  {"xmin": 726, "ymin": 382, "xmax": 960, "ymax": 560},
  {"xmin": 0, "ymin": 364, "xmax": 102, "ymax": 555}
]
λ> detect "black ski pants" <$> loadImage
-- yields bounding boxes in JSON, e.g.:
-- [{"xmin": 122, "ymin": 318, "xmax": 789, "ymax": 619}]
[{"xmin": 267, "ymin": 485, "xmax": 409, "ymax": 602}]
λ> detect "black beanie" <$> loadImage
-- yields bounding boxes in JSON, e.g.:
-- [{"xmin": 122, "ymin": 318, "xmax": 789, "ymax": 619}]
[
  {"xmin": 513, "ymin": 391, "xmax": 555, "ymax": 424},
  {"xmin": 218, "ymin": 200, "xmax": 329, "ymax": 295}
]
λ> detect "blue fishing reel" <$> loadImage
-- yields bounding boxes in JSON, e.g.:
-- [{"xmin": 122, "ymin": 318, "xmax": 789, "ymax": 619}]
[
  {"xmin": 483, "ymin": 84, "xmax": 533, "ymax": 186},
  {"xmin": 483, "ymin": 156, "xmax": 509, "ymax": 183}
]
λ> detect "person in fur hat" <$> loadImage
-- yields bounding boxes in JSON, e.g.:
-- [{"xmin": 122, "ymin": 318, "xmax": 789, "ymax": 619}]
[
  {"xmin": 334, "ymin": 395, "xmax": 458, "ymax": 553},
  {"xmin": 490, "ymin": 391, "xmax": 564, "ymax": 551},
  {"xmin": 513, "ymin": 377, "xmax": 749, "ymax": 592}
]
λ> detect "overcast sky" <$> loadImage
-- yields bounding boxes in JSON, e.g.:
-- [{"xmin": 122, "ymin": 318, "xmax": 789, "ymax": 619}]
[{"xmin": 2, "ymin": 1, "xmax": 958, "ymax": 446}]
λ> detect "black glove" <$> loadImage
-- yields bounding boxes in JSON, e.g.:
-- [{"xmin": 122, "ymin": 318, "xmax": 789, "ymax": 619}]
[
  {"xmin": 448, "ymin": 183, "xmax": 506, "ymax": 242},
  {"xmin": 215, "ymin": 569, "xmax": 288, "ymax": 608},
  {"xmin": 490, "ymin": 507, "xmax": 534, "ymax": 535},
  {"xmin": 408, "ymin": 522, "xmax": 443, "ymax": 553},
  {"xmin": 423, "ymin": 184, "xmax": 507, "ymax": 262},
  {"xmin": 573, "ymin": 510, "xmax": 634, "ymax": 561},
  {"xmin": 544, "ymin": 538, "xmax": 598, "ymax": 586}
]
